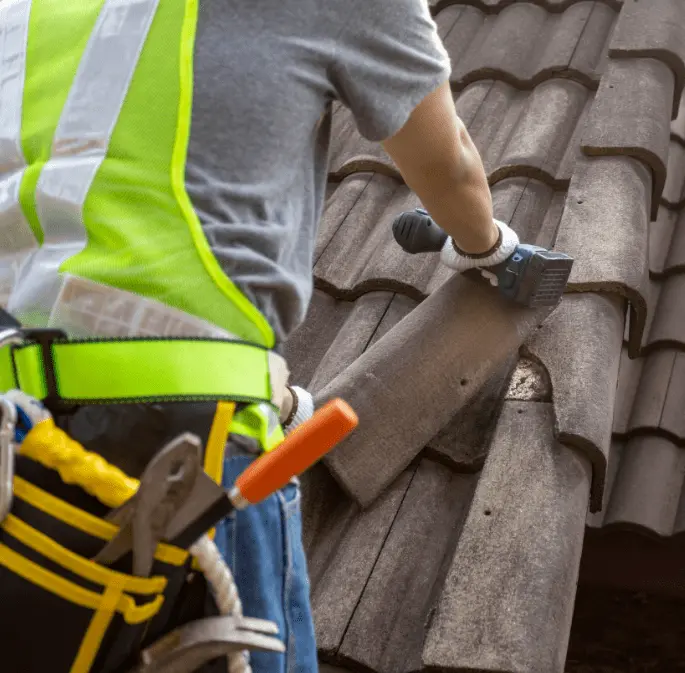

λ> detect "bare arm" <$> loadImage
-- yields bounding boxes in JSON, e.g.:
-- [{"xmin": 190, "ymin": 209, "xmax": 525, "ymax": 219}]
[{"xmin": 382, "ymin": 81, "xmax": 499, "ymax": 255}]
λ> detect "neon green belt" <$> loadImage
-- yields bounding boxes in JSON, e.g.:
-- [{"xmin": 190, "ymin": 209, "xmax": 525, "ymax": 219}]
[{"xmin": 0, "ymin": 328, "xmax": 282, "ymax": 409}]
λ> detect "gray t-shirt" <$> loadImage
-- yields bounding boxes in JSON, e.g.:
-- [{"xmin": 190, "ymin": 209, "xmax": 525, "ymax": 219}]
[{"xmin": 187, "ymin": 0, "xmax": 451, "ymax": 343}]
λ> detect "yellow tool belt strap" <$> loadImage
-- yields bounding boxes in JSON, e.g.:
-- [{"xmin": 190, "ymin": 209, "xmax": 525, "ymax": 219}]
[{"xmin": 0, "ymin": 328, "xmax": 288, "ymax": 409}]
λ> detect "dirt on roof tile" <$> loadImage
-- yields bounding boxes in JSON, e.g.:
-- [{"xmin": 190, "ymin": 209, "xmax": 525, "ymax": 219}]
[
  {"xmin": 426, "ymin": 357, "xmax": 515, "ymax": 470},
  {"xmin": 423, "ymin": 402, "xmax": 591, "ymax": 673},
  {"xmin": 337, "ymin": 461, "xmax": 476, "ymax": 673},
  {"xmin": 304, "ymin": 467, "xmax": 414, "ymax": 655},
  {"xmin": 314, "ymin": 277, "xmax": 551, "ymax": 507},
  {"xmin": 526, "ymin": 293, "xmax": 624, "ymax": 511},
  {"xmin": 282, "ymin": 0, "xmax": 685, "ymax": 669}
]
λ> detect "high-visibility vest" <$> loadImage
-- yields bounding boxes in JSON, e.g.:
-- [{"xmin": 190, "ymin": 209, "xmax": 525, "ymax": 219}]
[{"xmin": 0, "ymin": 0, "xmax": 287, "ymax": 451}]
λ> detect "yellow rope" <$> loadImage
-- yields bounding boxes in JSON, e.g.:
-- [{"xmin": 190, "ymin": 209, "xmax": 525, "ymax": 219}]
[{"xmin": 19, "ymin": 419, "xmax": 139, "ymax": 508}]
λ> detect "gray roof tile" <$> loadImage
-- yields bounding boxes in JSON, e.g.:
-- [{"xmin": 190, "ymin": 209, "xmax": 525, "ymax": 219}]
[
  {"xmin": 282, "ymin": 0, "xmax": 685, "ymax": 670},
  {"xmin": 592, "ymin": 436, "xmax": 685, "ymax": 537},
  {"xmin": 581, "ymin": 58, "xmax": 673, "ymax": 219},
  {"xmin": 338, "ymin": 461, "xmax": 476, "ymax": 673},
  {"xmin": 525, "ymin": 293, "xmax": 624, "ymax": 511},
  {"xmin": 608, "ymin": 0, "xmax": 685, "ymax": 117},
  {"xmin": 423, "ymin": 402, "xmax": 591, "ymax": 673},
  {"xmin": 439, "ymin": 1, "xmax": 615, "ymax": 88}
]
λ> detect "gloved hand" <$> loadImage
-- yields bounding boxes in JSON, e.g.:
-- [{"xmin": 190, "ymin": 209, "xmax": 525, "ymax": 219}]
[
  {"xmin": 282, "ymin": 385, "xmax": 314, "ymax": 434},
  {"xmin": 440, "ymin": 218, "xmax": 519, "ymax": 273}
]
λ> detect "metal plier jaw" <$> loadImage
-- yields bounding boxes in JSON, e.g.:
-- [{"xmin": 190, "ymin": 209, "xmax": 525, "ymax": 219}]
[{"xmin": 129, "ymin": 615, "xmax": 285, "ymax": 673}]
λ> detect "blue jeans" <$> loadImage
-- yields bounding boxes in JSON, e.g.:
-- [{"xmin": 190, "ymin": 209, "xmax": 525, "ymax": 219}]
[{"xmin": 214, "ymin": 451, "xmax": 319, "ymax": 673}]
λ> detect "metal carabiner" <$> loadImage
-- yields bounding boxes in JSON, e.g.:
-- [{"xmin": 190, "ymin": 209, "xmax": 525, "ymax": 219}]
[
  {"xmin": 0, "ymin": 397, "xmax": 17, "ymax": 522},
  {"xmin": 0, "ymin": 328, "xmax": 23, "ymax": 349},
  {"xmin": 0, "ymin": 329, "xmax": 23, "ymax": 522}
]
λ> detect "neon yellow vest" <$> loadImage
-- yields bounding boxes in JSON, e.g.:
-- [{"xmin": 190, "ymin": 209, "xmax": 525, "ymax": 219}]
[{"xmin": 0, "ymin": 0, "xmax": 285, "ymax": 451}]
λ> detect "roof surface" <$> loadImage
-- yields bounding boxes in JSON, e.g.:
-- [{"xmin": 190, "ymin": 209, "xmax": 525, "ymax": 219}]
[{"xmin": 282, "ymin": 1, "xmax": 685, "ymax": 671}]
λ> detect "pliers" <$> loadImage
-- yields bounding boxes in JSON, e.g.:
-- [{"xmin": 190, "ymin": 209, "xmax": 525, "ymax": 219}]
[{"xmin": 128, "ymin": 614, "xmax": 285, "ymax": 673}]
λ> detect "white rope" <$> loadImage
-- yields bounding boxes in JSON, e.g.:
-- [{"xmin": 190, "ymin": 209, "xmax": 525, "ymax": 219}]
[{"xmin": 191, "ymin": 535, "xmax": 252, "ymax": 673}]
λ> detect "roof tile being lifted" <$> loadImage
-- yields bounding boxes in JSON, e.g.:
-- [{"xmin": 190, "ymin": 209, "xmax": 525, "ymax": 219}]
[{"xmin": 283, "ymin": 0, "xmax": 685, "ymax": 671}]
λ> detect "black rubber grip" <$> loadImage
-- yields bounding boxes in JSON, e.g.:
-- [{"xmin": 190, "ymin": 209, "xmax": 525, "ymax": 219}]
[{"xmin": 392, "ymin": 209, "xmax": 448, "ymax": 254}]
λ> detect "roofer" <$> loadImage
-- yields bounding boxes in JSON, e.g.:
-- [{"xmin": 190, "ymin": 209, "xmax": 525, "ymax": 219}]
[{"xmin": 0, "ymin": 1, "xmax": 523, "ymax": 672}]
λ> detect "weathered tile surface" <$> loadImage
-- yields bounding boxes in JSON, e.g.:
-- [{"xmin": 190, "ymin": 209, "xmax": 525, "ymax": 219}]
[{"xmin": 282, "ymin": 0, "xmax": 685, "ymax": 671}]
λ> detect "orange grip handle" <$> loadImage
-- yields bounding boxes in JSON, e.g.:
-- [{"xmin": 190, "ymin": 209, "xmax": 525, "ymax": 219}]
[{"xmin": 234, "ymin": 398, "xmax": 358, "ymax": 506}]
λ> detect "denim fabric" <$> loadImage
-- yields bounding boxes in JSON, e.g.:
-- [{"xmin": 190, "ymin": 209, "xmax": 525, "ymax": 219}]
[{"xmin": 214, "ymin": 450, "xmax": 318, "ymax": 673}]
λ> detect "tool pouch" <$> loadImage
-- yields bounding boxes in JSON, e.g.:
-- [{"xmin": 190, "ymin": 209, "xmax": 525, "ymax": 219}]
[{"xmin": 0, "ymin": 457, "xmax": 191, "ymax": 673}]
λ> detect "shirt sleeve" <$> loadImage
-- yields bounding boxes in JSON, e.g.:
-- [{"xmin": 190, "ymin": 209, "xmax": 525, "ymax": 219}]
[{"xmin": 329, "ymin": 0, "xmax": 452, "ymax": 142}]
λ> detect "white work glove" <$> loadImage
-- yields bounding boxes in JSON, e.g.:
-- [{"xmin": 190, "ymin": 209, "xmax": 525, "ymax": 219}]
[
  {"xmin": 282, "ymin": 385, "xmax": 314, "ymax": 434},
  {"xmin": 440, "ymin": 218, "xmax": 519, "ymax": 275}
]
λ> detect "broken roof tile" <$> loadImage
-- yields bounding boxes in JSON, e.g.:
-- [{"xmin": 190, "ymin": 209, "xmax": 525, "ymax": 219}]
[
  {"xmin": 338, "ymin": 461, "xmax": 476, "ymax": 673},
  {"xmin": 423, "ymin": 402, "xmax": 591, "ymax": 673},
  {"xmin": 505, "ymin": 356, "xmax": 553, "ymax": 402},
  {"xmin": 426, "ymin": 359, "xmax": 515, "ymax": 470},
  {"xmin": 581, "ymin": 58, "xmax": 673, "ymax": 218},
  {"xmin": 608, "ymin": 0, "xmax": 685, "ymax": 117},
  {"xmin": 436, "ymin": 1, "xmax": 616, "ymax": 89},
  {"xmin": 525, "ymin": 293, "xmax": 625, "ymax": 511},
  {"xmin": 281, "ymin": 1, "xmax": 685, "ymax": 670},
  {"xmin": 315, "ymin": 278, "xmax": 550, "ymax": 508}
]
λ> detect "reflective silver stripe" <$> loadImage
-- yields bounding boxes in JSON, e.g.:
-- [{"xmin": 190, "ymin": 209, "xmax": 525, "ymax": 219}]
[
  {"xmin": 0, "ymin": 0, "xmax": 36, "ymax": 307},
  {"xmin": 8, "ymin": 0, "xmax": 160, "ymax": 322},
  {"xmin": 257, "ymin": 403, "xmax": 282, "ymax": 438}
]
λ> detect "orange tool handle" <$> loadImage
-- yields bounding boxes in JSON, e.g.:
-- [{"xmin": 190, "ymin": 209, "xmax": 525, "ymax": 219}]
[{"xmin": 233, "ymin": 399, "xmax": 358, "ymax": 506}]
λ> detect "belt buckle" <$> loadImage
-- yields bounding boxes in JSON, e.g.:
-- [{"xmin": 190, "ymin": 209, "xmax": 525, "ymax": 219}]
[{"xmin": 19, "ymin": 327, "xmax": 74, "ymax": 414}]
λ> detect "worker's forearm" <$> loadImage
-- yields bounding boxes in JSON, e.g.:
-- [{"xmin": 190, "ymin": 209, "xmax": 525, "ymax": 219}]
[
  {"xmin": 382, "ymin": 82, "xmax": 499, "ymax": 255},
  {"xmin": 404, "ymin": 127, "xmax": 497, "ymax": 254}
]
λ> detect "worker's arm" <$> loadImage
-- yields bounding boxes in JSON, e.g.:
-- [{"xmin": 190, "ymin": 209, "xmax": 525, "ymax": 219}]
[
  {"xmin": 329, "ymin": 0, "xmax": 518, "ymax": 267},
  {"xmin": 382, "ymin": 81, "xmax": 500, "ymax": 255}
]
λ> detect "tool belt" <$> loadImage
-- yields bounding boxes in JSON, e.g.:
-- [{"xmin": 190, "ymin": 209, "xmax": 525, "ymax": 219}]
[{"xmin": 0, "ymin": 321, "xmax": 292, "ymax": 673}]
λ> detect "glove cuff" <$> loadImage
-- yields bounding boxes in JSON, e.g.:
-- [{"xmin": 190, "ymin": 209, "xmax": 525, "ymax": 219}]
[
  {"xmin": 283, "ymin": 385, "xmax": 314, "ymax": 433},
  {"xmin": 440, "ymin": 219, "xmax": 519, "ymax": 273}
]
